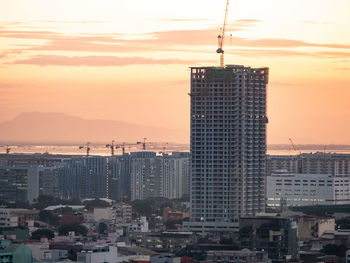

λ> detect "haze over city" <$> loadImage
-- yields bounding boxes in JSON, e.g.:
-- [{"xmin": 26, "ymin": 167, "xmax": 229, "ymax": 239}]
[{"xmin": 1, "ymin": 0, "xmax": 350, "ymax": 144}]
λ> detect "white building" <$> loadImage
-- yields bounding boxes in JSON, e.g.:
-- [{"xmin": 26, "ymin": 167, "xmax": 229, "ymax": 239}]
[
  {"xmin": 27, "ymin": 240, "xmax": 52, "ymax": 261},
  {"xmin": 130, "ymin": 152, "xmax": 160, "ymax": 201},
  {"xmin": 161, "ymin": 153, "xmax": 190, "ymax": 199},
  {"xmin": 129, "ymin": 216, "xmax": 149, "ymax": 232},
  {"xmin": 267, "ymin": 173, "xmax": 350, "ymax": 207},
  {"xmin": 93, "ymin": 207, "xmax": 114, "ymax": 222},
  {"xmin": 76, "ymin": 245, "xmax": 118, "ymax": 263},
  {"xmin": 0, "ymin": 208, "xmax": 37, "ymax": 229}
]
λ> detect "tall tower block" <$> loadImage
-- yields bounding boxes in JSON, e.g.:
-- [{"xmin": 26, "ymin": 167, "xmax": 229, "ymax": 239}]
[{"xmin": 186, "ymin": 65, "xmax": 269, "ymax": 231}]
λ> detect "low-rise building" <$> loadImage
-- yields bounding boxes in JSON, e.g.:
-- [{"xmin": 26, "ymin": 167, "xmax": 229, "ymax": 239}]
[
  {"xmin": 115, "ymin": 203, "xmax": 132, "ymax": 224},
  {"xmin": 267, "ymin": 173, "xmax": 350, "ymax": 208},
  {"xmin": 26, "ymin": 240, "xmax": 52, "ymax": 261},
  {"xmin": 239, "ymin": 213, "xmax": 299, "ymax": 263},
  {"xmin": 203, "ymin": 249, "xmax": 269, "ymax": 263},
  {"xmin": 76, "ymin": 245, "xmax": 118, "ymax": 263},
  {"xmin": 0, "ymin": 209, "xmax": 38, "ymax": 231},
  {"xmin": 346, "ymin": 249, "xmax": 350, "ymax": 263},
  {"xmin": 130, "ymin": 217, "xmax": 149, "ymax": 232},
  {"xmin": 0, "ymin": 240, "xmax": 32, "ymax": 263},
  {"xmin": 0, "ymin": 227, "xmax": 30, "ymax": 241},
  {"xmin": 151, "ymin": 255, "xmax": 181, "ymax": 263},
  {"xmin": 298, "ymin": 215, "xmax": 335, "ymax": 241}
]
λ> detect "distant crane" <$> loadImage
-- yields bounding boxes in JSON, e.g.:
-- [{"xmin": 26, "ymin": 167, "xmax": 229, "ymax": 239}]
[
  {"xmin": 5, "ymin": 145, "xmax": 10, "ymax": 155},
  {"xmin": 216, "ymin": 0, "xmax": 230, "ymax": 67},
  {"xmin": 160, "ymin": 142, "xmax": 169, "ymax": 156},
  {"xmin": 112, "ymin": 142, "xmax": 142, "ymax": 155},
  {"xmin": 289, "ymin": 138, "xmax": 301, "ymax": 155},
  {"xmin": 106, "ymin": 140, "xmax": 116, "ymax": 156},
  {"xmin": 140, "ymin": 138, "xmax": 147, "ymax": 151},
  {"xmin": 137, "ymin": 138, "xmax": 158, "ymax": 151},
  {"xmin": 0, "ymin": 145, "xmax": 11, "ymax": 166},
  {"xmin": 0, "ymin": 145, "xmax": 11, "ymax": 154},
  {"xmin": 79, "ymin": 142, "xmax": 91, "ymax": 156}
]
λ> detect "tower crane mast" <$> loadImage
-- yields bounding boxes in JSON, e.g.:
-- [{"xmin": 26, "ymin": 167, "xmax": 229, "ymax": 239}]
[
  {"xmin": 5, "ymin": 145, "xmax": 10, "ymax": 155},
  {"xmin": 106, "ymin": 140, "xmax": 115, "ymax": 156},
  {"xmin": 216, "ymin": 0, "xmax": 230, "ymax": 67},
  {"xmin": 79, "ymin": 142, "xmax": 91, "ymax": 157}
]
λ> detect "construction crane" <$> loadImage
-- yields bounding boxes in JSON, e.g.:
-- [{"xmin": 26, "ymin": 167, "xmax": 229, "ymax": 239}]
[
  {"xmin": 4, "ymin": 145, "xmax": 10, "ymax": 154},
  {"xmin": 140, "ymin": 138, "xmax": 147, "ymax": 151},
  {"xmin": 160, "ymin": 142, "xmax": 169, "ymax": 156},
  {"xmin": 106, "ymin": 140, "xmax": 116, "ymax": 156},
  {"xmin": 289, "ymin": 138, "xmax": 301, "ymax": 155},
  {"xmin": 216, "ymin": 0, "xmax": 230, "ymax": 67},
  {"xmin": 79, "ymin": 142, "xmax": 91, "ymax": 156},
  {"xmin": 0, "ymin": 145, "xmax": 11, "ymax": 154},
  {"xmin": 137, "ymin": 138, "xmax": 158, "ymax": 151},
  {"xmin": 114, "ymin": 142, "xmax": 142, "ymax": 155}
]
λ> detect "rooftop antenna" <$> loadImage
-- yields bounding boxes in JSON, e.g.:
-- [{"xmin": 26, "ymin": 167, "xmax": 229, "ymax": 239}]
[{"xmin": 216, "ymin": 0, "xmax": 230, "ymax": 67}]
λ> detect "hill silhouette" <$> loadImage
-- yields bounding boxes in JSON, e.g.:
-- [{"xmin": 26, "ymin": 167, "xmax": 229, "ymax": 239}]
[{"xmin": 0, "ymin": 112, "xmax": 188, "ymax": 144}]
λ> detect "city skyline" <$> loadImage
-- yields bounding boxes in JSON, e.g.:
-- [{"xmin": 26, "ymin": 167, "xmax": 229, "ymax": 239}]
[{"xmin": 1, "ymin": 0, "xmax": 350, "ymax": 144}]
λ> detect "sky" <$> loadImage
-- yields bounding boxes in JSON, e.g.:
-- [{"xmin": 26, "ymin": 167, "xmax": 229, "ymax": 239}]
[{"xmin": 1, "ymin": 0, "xmax": 350, "ymax": 144}]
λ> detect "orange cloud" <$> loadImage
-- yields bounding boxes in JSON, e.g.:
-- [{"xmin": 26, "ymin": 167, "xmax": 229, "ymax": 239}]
[
  {"xmin": 9, "ymin": 55, "xmax": 208, "ymax": 66},
  {"xmin": 1, "ymin": 27, "xmax": 350, "ymax": 60}
]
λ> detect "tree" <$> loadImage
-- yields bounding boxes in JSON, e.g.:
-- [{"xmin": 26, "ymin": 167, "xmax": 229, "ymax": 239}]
[
  {"xmin": 131, "ymin": 197, "xmax": 181, "ymax": 218},
  {"xmin": 336, "ymin": 218, "xmax": 350, "ymax": 229},
  {"xmin": 38, "ymin": 210, "xmax": 60, "ymax": 226},
  {"xmin": 58, "ymin": 224, "xmax": 88, "ymax": 236},
  {"xmin": 98, "ymin": 222, "xmax": 108, "ymax": 235},
  {"xmin": 33, "ymin": 195, "xmax": 58, "ymax": 210},
  {"xmin": 31, "ymin": 229, "xmax": 54, "ymax": 240},
  {"xmin": 321, "ymin": 244, "xmax": 347, "ymax": 258},
  {"xmin": 164, "ymin": 219, "xmax": 183, "ymax": 230},
  {"xmin": 84, "ymin": 199, "xmax": 110, "ymax": 210}
]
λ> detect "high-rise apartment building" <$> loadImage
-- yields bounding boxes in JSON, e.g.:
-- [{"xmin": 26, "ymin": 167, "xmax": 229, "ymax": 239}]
[
  {"xmin": 130, "ymin": 152, "xmax": 161, "ymax": 201},
  {"xmin": 130, "ymin": 152, "xmax": 190, "ymax": 201},
  {"xmin": 161, "ymin": 152, "xmax": 190, "ymax": 199},
  {"xmin": 185, "ymin": 65, "xmax": 269, "ymax": 231}
]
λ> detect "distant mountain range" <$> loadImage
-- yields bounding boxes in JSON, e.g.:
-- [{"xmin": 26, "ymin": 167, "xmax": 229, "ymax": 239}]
[{"xmin": 0, "ymin": 112, "xmax": 188, "ymax": 144}]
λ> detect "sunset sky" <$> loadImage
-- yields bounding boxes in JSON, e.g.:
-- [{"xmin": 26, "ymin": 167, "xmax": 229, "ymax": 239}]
[{"xmin": 1, "ymin": 0, "xmax": 350, "ymax": 144}]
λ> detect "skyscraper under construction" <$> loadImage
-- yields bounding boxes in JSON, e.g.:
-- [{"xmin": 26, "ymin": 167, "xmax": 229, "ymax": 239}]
[{"xmin": 185, "ymin": 65, "xmax": 269, "ymax": 231}]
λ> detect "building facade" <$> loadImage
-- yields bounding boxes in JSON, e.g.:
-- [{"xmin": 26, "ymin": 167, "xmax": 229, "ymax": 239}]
[
  {"xmin": 130, "ymin": 152, "xmax": 190, "ymax": 201},
  {"xmin": 161, "ymin": 152, "xmax": 190, "ymax": 200},
  {"xmin": 186, "ymin": 65, "xmax": 269, "ymax": 231},
  {"xmin": 0, "ymin": 166, "xmax": 41, "ymax": 203},
  {"xmin": 267, "ymin": 153, "xmax": 350, "ymax": 176},
  {"xmin": 267, "ymin": 173, "xmax": 350, "ymax": 207}
]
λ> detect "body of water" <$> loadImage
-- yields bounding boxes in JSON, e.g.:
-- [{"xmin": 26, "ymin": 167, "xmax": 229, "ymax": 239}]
[{"xmin": 1, "ymin": 144, "xmax": 350, "ymax": 156}]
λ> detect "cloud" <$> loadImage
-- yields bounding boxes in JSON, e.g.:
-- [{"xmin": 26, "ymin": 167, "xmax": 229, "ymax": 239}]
[
  {"xmin": 0, "ymin": 83, "xmax": 25, "ymax": 90},
  {"xmin": 36, "ymin": 20, "xmax": 105, "ymax": 24},
  {"xmin": 0, "ymin": 50, "xmax": 22, "ymax": 59},
  {"xmin": 335, "ymin": 67, "xmax": 350, "ymax": 71},
  {"xmin": 303, "ymin": 20, "xmax": 331, "ymax": 25},
  {"xmin": 159, "ymin": 18, "xmax": 211, "ymax": 22},
  {"xmin": 0, "ymin": 29, "xmax": 60, "ymax": 40},
  {"xmin": 9, "ymin": 55, "xmax": 207, "ymax": 67},
  {"xmin": 1, "ymin": 26, "xmax": 350, "ymax": 59},
  {"xmin": 21, "ymin": 30, "xmax": 350, "ymax": 55},
  {"xmin": 225, "ymin": 49, "xmax": 350, "ymax": 58}
]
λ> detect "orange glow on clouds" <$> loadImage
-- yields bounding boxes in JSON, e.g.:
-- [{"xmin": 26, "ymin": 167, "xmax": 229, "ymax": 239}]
[{"xmin": 1, "ymin": 0, "xmax": 350, "ymax": 144}]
